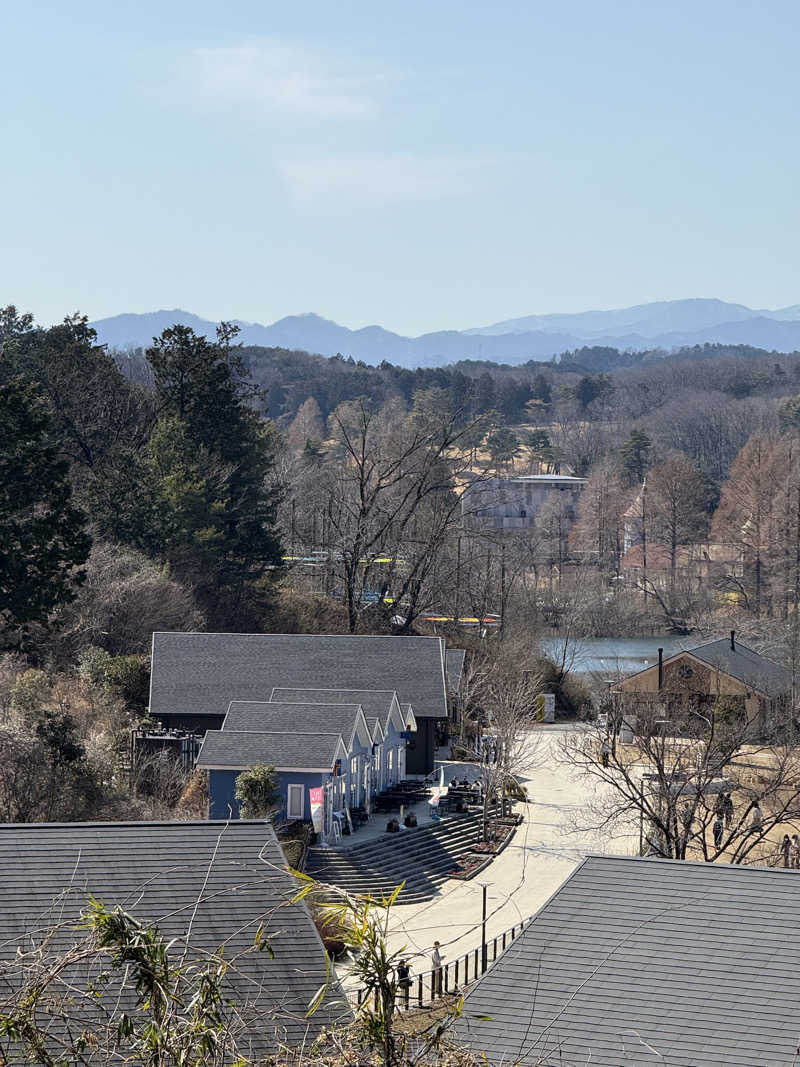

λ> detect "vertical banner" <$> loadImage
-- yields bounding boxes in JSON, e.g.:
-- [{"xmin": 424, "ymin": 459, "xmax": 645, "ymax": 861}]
[{"xmin": 309, "ymin": 787, "xmax": 324, "ymax": 833}]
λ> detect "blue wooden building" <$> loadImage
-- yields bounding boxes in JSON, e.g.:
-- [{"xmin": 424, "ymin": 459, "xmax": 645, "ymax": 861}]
[{"xmin": 196, "ymin": 696, "xmax": 415, "ymax": 841}]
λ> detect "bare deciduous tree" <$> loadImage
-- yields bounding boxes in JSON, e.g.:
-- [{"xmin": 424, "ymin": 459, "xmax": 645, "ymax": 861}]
[{"xmin": 561, "ymin": 693, "xmax": 800, "ymax": 864}]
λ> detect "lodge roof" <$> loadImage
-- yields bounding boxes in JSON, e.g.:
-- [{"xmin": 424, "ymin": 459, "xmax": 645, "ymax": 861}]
[
  {"xmin": 456, "ymin": 854, "xmax": 800, "ymax": 1066},
  {"xmin": 685, "ymin": 637, "xmax": 791, "ymax": 697}
]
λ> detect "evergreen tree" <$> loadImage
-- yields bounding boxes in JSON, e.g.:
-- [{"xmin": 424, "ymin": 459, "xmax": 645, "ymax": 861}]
[
  {"xmin": 0, "ymin": 378, "xmax": 91, "ymax": 637},
  {"xmin": 122, "ymin": 324, "xmax": 284, "ymax": 622},
  {"xmin": 619, "ymin": 429, "xmax": 652, "ymax": 485}
]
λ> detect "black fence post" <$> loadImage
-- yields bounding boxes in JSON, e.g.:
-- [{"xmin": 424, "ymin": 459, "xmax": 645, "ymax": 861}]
[
  {"xmin": 445, "ymin": 962, "xmax": 450, "ymax": 994},
  {"xmin": 474, "ymin": 948, "xmax": 479, "ymax": 975},
  {"xmin": 493, "ymin": 937, "xmax": 497, "ymax": 961},
  {"xmin": 465, "ymin": 953, "xmax": 469, "ymax": 984},
  {"xmin": 417, "ymin": 974, "xmax": 423, "ymax": 1007},
  {"xmin": 455, "ymin": 958, "xmax": 460, "ymax": 988}
]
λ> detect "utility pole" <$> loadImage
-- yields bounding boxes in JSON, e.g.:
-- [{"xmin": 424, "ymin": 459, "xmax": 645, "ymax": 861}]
[
  {"xmin": 454, "ymin": 534, "xmax": 462, "ymax": 624},
  {"xmin": 480, "ymin": 882, "xmax": 488, "ymax": 973}
]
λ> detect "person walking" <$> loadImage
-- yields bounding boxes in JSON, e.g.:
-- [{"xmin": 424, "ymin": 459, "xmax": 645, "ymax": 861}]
[
  {"xmin": 781, "ymin": 834, "xmax": 792, "ymax": 868},
  {"xmin": 396, "ymin": 959, "xmax": 411, "ymax": 1010},
  {"xmin": 792, "ymin": 834, "xmax": 800, "ymax": 869},
  {"xmin": 713, "ymin": 816, "xmax": 724, "ymax": 849},
  {"xmin": 431, "ymin": 941, "xmax": 444, "ymax": 998},
  {"xmin": 751, "ymin": 801, "xmax": 763, "ymax": 831},
  {"xmin": 601, "ymin": 738, "xmax": 610, "ymax": 768},
  {"xmin": 723, "ymin": 793, "xmax": 734, "ymax": 829}
]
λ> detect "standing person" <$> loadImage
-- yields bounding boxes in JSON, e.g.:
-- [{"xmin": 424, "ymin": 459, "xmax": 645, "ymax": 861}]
[
  {"xmin": 601, "ymin": 738, "xmax": 610, "ymax": 768},
  {"xmin": 724, "ymin": 793, "xmax": 734, "ymax": 829},
  {"xmin": 396, "ymin": 959, "xmax": 411, "ymax": 1010},
  {"xmin": 431, "ymin": 941, "xmax": 444, "ymax": 998},
  {"xmin": 751, "ymin": 801, "xmax": 763, "ymax": 831},
  {"xmin": 713, "ymin": 816, "xmax": 724, "ymax": 849},
  {"xmin": 781, "ymin": 834, "xmax": 792, "ymax": 868},
  {"xmin": 792, "ymin": 834, "xmax": 800, "ymax": 869}
]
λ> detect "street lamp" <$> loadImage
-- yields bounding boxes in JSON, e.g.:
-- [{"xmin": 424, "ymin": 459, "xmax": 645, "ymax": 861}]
[{"xmin": 478, "ymin": 882, "xmax": 489, "ymax": 973}]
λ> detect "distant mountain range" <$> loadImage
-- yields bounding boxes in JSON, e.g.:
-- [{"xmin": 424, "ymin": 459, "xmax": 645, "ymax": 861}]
[{"xmin": 90, "ymin": 299, "xmax": 800, "ymax": 369}]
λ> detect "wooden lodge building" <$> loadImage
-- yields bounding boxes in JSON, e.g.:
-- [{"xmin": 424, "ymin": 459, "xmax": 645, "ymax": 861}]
[{"xmin": 614, "ymin": 632, "xmax": 792, "ymax": 737}]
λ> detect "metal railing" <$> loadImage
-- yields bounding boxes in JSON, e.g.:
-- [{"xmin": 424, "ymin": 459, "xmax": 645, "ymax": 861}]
[{"xmin": 348, "ymin": 917, "xmax": 530, "ymax": 1013}]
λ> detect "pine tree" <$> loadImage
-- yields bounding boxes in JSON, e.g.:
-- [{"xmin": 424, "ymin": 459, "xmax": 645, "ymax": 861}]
[{"xmin": 619, "ymin": 429, "xmax": 652, "ymax": 485}]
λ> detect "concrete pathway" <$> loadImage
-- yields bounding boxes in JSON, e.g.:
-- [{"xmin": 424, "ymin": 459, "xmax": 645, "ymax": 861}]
[{"xmin": 383, "ymin": 723, "xmax": 634, "ymax": 970}]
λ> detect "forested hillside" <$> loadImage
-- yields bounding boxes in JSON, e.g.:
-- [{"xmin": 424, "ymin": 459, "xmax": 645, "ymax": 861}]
[{"xmin": 5, "ymin": 304, "xmax": 800, "ymax": 824}]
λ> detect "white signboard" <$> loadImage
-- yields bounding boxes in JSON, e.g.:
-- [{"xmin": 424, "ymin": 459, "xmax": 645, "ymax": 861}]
[{"xmin": 535, "ymin": 693, "xmax": 556, "ymax": 723}]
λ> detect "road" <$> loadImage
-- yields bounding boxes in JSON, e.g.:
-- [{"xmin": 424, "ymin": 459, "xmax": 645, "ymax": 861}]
[{"xmin": 384, "ymin": 723, "xmax": 633, "ymax": 968}]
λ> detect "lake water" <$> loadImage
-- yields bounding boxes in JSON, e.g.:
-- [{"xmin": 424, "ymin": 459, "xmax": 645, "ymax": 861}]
[{"xmin": 540, "ymin": 636, "xmax": 693, "ymax": 678}]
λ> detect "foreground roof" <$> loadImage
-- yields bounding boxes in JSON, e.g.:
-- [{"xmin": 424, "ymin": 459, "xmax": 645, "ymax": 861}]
[
  {"xmin": 150, "ymin": 632, "xmax": 447, "ymax": 720},
  {"xmin": 197, "ymin": 730, "xmax": 344, "ymax": 770},
  {"xmin": 457, "ymin": 854, "xmax": 800, "ymax": 1066},
  {"xmin": 0, "ymin": 821, "xmax": 348, "ymax": 1055}
]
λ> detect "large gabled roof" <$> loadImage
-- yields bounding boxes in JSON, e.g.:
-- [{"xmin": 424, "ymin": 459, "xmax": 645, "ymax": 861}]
[
  {"xmin": 456, "ymin": 854, "xmax": 800, "ymax": 1066},
  {"xmin": 0, "ymin": 821, "xmax": 348, "ymax": 1056},
  {"xmin": 149, "ymin": 632, "xmax": 448, "ymax": 721},
  {"xmin": 197, "ymin": 730, "xmax": 345, "ymax": 771}
]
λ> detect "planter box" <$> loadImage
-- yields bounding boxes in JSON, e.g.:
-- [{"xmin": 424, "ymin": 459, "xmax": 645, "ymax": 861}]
[
  {"xmin": 469, "ymin": 822, "xmax": 517, "ymax": 856},
  {"xmin": 449, "ymin": 854, "xmax": 493, "ymax": 881}
]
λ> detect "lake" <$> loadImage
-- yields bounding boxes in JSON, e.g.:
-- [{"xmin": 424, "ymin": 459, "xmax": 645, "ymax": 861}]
[{"xmin": 540, "ymin": 636, "xmax": 693, "ymax": 678}]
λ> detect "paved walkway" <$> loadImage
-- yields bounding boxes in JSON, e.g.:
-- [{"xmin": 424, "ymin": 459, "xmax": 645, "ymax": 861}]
[{"xmin": 383, "ymin": 723, "xmax": 635, "ymax": 969}]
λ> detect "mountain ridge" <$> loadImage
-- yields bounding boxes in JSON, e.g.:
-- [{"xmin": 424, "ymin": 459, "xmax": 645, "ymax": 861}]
[{"xmin": 90, "ymin": 299, "xmax": 800, "ymax": 369}]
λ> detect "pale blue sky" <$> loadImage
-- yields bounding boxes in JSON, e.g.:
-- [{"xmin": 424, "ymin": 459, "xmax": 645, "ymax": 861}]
[{"xmin": 2, "ymin": 0, "xmax": 798, "ymax": 335}]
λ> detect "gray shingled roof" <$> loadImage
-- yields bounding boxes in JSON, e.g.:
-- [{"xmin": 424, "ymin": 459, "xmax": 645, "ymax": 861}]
[
  {"xmin": 399, "ymin": 703, "xmax": 416, "ymax": 729},
  {"xmin": 224, "ymin": 700, "xmax": 364, "ymax": 741},
  {"xmin": 457, "ymin": 854, "xmax": 800, "ymax": 1066},
  {"xmin": 685, "ymin": 637, "xmax": 791, "ymax": 697},
  {"xmin": 0, "ymin": 822, "xmax": 348, "ymax": 1056},
  {"xmin": 197, "ymin": 730, "xmax": 342, "ymax": 770},
  {"xmin": 270, "ymin": 687, "xmax": 399, "ymax": 722},
  {"xmin": 150, "ymin": 632, "xmax": 447, "ymax": 721},
  {"xmin": 445, "ymin": 648, "xmax": 466, "ymax": 694}
]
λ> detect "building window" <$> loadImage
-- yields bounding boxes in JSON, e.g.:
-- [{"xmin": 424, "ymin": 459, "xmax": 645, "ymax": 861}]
[{"xmin": 287, "ymin": 783, "xmax": 304, "ymax": 820}]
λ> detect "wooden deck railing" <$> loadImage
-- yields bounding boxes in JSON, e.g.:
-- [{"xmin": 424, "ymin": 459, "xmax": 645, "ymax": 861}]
[{"xmin": 348, "ymin": 916, "xmax": 530, "ymax": 1013}]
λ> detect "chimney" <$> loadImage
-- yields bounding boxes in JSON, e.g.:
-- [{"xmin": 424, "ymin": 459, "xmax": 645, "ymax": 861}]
[
  {"xmin": 658, "ymin": 648, "xmax": 663, "ymax": 690},
  {"xmin": 730, "ymin": 630, "xmax": 736, "ymax": 652}
]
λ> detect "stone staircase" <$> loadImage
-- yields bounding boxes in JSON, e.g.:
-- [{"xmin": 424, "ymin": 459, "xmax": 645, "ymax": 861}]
[{"xmin": 305, "ymin": 810, "xmax": 486, "ymax": 904}]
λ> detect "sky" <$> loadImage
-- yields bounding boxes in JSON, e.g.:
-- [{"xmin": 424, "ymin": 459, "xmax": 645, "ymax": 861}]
[{"xmin": 2, "ymin": 0, "xmax": 799, "ymax": 335}]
